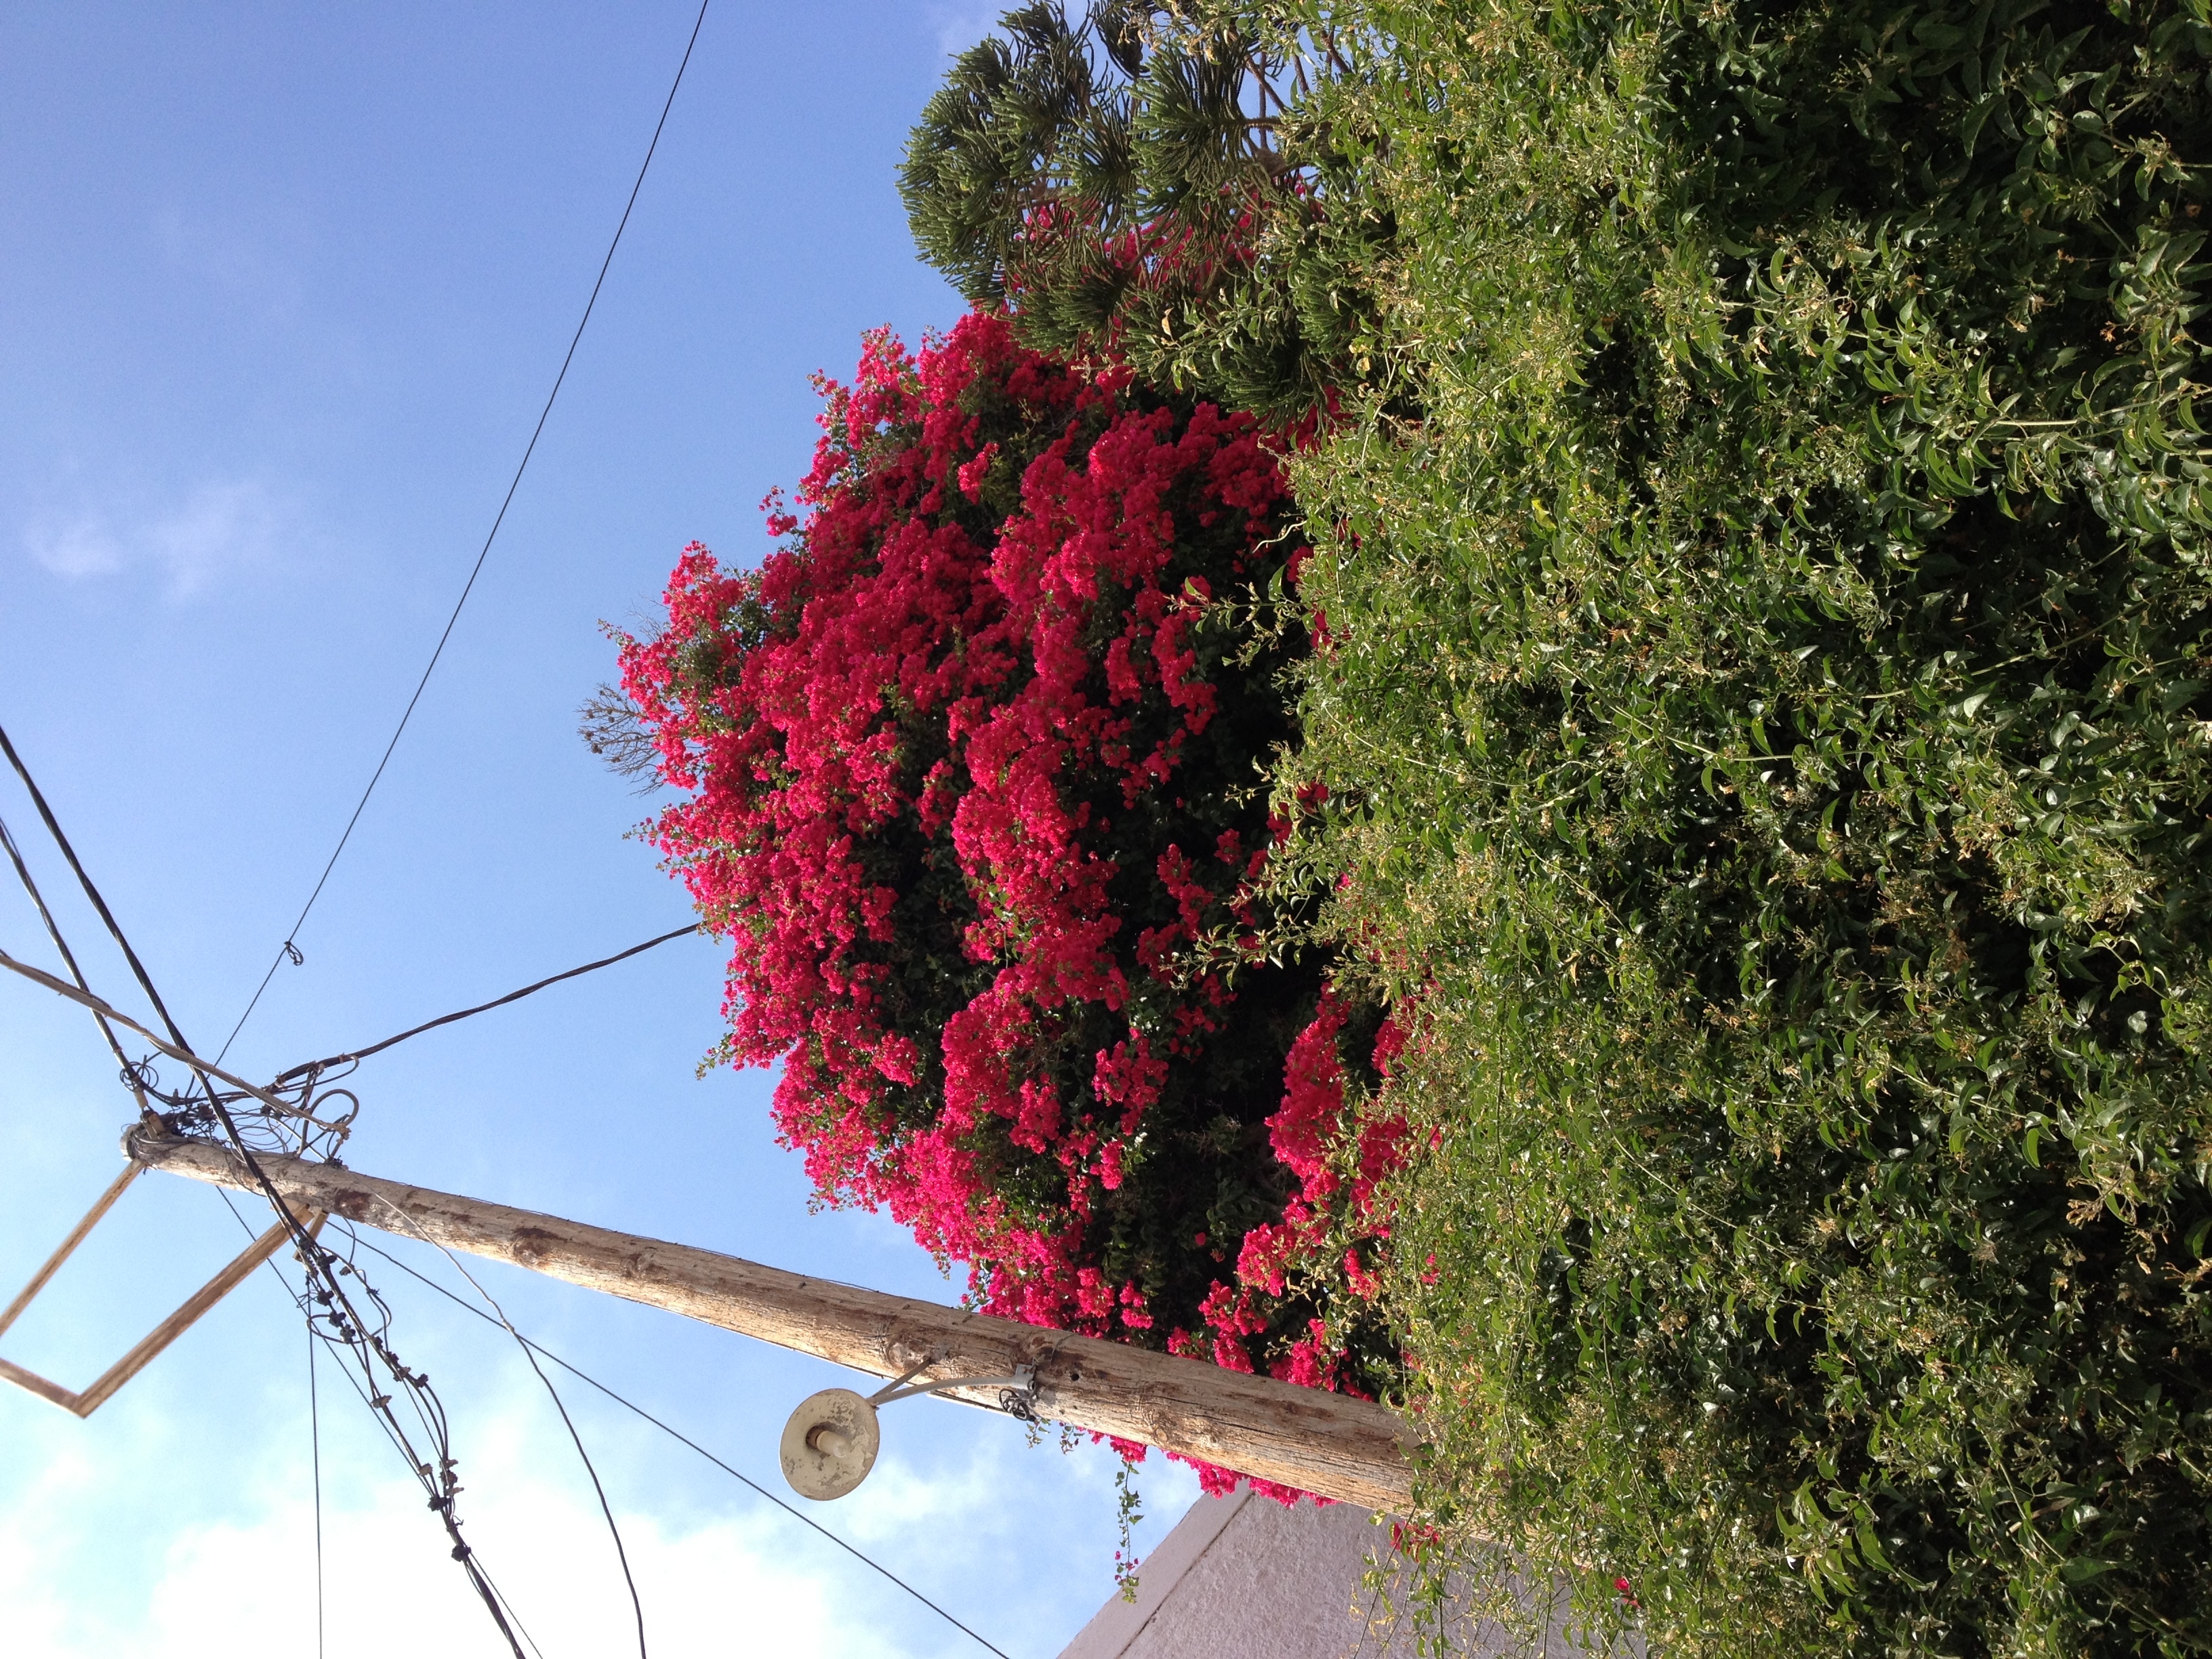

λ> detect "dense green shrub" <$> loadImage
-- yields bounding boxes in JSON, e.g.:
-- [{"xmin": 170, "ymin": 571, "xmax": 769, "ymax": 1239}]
[
  {"xmin": 904, "ymin": 0, "xmax": 2212, "ymax": 1645},
  {"xmin": 1258, "ymin": 1, "xmax": 2212, "ymax": 1652}
]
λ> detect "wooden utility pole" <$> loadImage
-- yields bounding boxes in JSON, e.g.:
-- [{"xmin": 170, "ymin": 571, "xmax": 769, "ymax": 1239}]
[{"xmin": 129, "ymin": 1131, "xmax": 1415, "ymax": 1513}]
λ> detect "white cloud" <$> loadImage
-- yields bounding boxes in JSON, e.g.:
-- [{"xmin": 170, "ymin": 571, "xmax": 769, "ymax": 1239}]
[
  {"xmin": 2, "ymin": 1446, "xmax": 929, "ymax": 1659},
  {"xmin": 0, "ymin": 1371, "xmax": 1084, "ymax": 1659},
  {"xmin": 922, "ymin": 0, "xmax": 1007, "ymax": 60},
  {"xmin": 24, "ymin": 514, "xmax": 125, "ymax": 578},
  {"xmin": 20, "ymin": 478, "xmax": 289, "ymax": 598},
  {"xmin": 115, "ymin": 1478, "xmax": 917, "ymax": 1659},
  {"xmin": 146, "ymin": 478, "xmax": 285, "ymax": 595},
  {"xmin": 0, "ymin": 1284, "xmax": 1199, "ymax": 1659}
]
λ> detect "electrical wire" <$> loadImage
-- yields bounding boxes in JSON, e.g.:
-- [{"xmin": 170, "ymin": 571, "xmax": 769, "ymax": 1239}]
[
  {"xmin": 5, "ymin": 758, "xmax": 663, "ymax": 1659},
  {"xmin": 0, "ymin": 948, "xmax": 361, "ymax": 1170},
  {"xmin": 365, "ymin": 1195, "xmax": 649, "ymax": 1659},
  {"xmin": 216, "ymin": 0, "xmax": 713, "ymax": 1067},
  {"xmin": 0, "ymin": 811, "xmax": 148, "ymax": 1112},
  {"xmin": 308, "ymin": 1307, "xmax": 325, "ymax": 1659},
  {"xmin": 0, "ymin": 724, "xmax": 529, "ymax": 1656},
  {"xmin": 9, "ymin": 918, "xmax": 699, "ymax": 1157},
  {"xmin": 7, "ymin": 888, "xmax": 990, "ymax": 1659},
  {"xmin": 3, "ymin": 0, "xmax": 716, "ymax": 1607},
  {"xmin": 210, "ymin": 1209, "xmax": 587, "ymax": 1659},
  {"xmin": 0, "ymin": 723, "xmax": 202, "ymax": 1067},
  {"xmin": 3, "ymin": 12, "xmax": 718, "ymax": 1633},
  {"xmin": 272, "ymin": 922, "xmax": 699, "ymax": 1086},
  {"xmin": 293, "ymin": 1273, "xmax": 551, "ymax": 1659},
  {"xmin": 335, "ymin": 1225, "xmax": 1018, "ymax": 1659}
]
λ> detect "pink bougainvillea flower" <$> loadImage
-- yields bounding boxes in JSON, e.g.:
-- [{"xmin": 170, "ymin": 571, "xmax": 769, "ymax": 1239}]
[{"xmin": 619, "ymin": 312, "xmax": 1410, "ymax": 1500}]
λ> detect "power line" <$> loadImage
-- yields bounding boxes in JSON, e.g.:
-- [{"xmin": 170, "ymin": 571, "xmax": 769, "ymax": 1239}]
[
  {"xmin": 3, "ymin": 916, "xmax": 698, "ymax": 1160},
  {"xmin": 379, "ymin": 1203, "xmax": 650, "ymax": 1659},
  {"xmin": 3, "ymin": 20, "xmax": 718, "ymax": 1635},
  {"xmin": 21, "ymin": 896, "xmax": 1006, "ymax": 1659},
  {"xmin": 0, "ymin": 722, "xmax": 201, "ymax": 1065},
  {"xmin": 206, "ymin": 1193, "xmax": 641, "ymax": 1659},
  {"xmin": 217, "ymin": 0, "xmax": 714, "ymax": 1067},
  {"xmin": 335, "ymin": 1225, "xmax": 1018, "ymax": 1659},
  {"xmin": 0, "ymin": 811, "xmax": 147, "ymax": 1112},
  {"xmin": 6, "ymin": 764, "xmax": 667, "ymax": 1659},
  {"xmin": 273, "ymin": 922, "xmax": 699, "ymax": 1086},
  {"xmin": 0, "ymin": 724, "xmax": 529, "ymax": 1656},
  {"xmin": 307, "ymin": 1309, "xmax": 325, "ymax": 1659},
  {"xmin": 5, "ymin": 804, "xmax": 986, "ymax": 1659},
  {"xmin": 291, "ymin": 1263, "xmax": 551, "ymax": 1659}
]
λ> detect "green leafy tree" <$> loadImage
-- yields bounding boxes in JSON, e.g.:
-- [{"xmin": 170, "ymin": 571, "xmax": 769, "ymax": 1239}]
[{"xmin": 900, "ymin": 1, "xmax": 1388, "ymax": 415}]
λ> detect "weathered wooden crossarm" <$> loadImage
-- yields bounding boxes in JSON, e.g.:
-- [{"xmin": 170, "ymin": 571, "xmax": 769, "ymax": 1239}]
[{"xmin": 129, "ymin": 1130, "xmax": 1415, "ymax": 1512}]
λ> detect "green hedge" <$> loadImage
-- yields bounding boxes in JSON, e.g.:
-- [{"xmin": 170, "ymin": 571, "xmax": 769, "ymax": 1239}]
[{"xmin": 1269, "ymin": 1, "xmax": 2212, "ymax": 1652}]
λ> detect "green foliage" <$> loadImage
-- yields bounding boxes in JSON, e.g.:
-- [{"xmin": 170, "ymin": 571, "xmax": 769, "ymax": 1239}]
[
  {"xmin": 1247, "ymin": 0, "xmax": 2212, "ymax": 1651},
  {"xmin": 900, "ymin": 1, "xmax": 1395, "ymax": 414}
]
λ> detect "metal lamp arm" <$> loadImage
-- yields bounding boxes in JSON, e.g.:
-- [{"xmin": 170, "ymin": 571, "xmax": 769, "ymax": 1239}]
[{"xmin": 867, "ymin": 1364, "xmax": 1042, "ymax": 1420}]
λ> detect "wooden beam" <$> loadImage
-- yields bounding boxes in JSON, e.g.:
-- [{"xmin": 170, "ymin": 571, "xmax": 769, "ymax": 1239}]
[
  {"xmin": 0, "ymin": 1210, "xmax": 320, "ymax": 1418},
  {"xmin": 0, "ymin": 1162, "xmax": 142, "ymax": 1340},
  {"xmin": 131, "ymin": 1132, "xmax": 1416, "ymax": 1511},
  {"xmin": 0, "ymin": 1353, "xmax": 81, "ymax": 1413}
]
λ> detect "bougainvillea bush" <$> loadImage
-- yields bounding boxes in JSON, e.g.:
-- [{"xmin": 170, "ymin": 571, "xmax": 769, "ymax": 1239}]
[{"xmin": 617, "ymin": 312, "xmax": 1404, "ymax": 1467}]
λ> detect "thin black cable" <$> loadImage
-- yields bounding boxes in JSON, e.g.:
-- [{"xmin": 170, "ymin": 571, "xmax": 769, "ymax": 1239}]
[
  {"xmin": 0, "ymin": 722, "xmax": 199, "ymax": 1057},
  {"xmin": 308, "ymin": 1306, "xmax": 326, "ymax": 1659},
  {"xmin": 337, "ymin": 1226, "xmax": 1017, "ymax": 1659},
  {"xmin": 216, "ymin": 1214, "xmax": 550, "ymax": 1659},
  {"xmin": 468, "ymin": 1559, "xmax": 550, "ymax": 1659},
  {"xmin": 216, "ymin": 0, "xmax": 712, "ymax": 1067},
  {"xmin": 295, "ymin": 1286, "xmax": 550, "ymax": 1659},
  {"xmin": 0, "ymin": 811, "xmax": 147, "ymax": 1109},
  {"xmin": 375, "ymin": 1199, "xmax": 649, "ymax": 1659},
  {"xmin": 502, "ymin": 1314, "xmax": 651, "ymax": 1659},
  {"xmin": 273, "ymin": 923, "xmax": 699, "ymax": 1085}
]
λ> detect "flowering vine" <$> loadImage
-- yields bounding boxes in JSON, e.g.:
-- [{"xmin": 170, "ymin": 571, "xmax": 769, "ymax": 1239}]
[{"xmin": 619, "ymin": 312, "xmax": 1404, "ymax": 1492}]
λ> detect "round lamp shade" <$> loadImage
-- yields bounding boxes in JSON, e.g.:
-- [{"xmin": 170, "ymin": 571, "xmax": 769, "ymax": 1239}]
[{"xmin": 780, "ymin": 1387, "xmax": 881, "ymax": 1500}]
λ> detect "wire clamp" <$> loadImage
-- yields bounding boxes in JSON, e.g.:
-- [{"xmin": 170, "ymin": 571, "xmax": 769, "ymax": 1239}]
[{"xmin": 998, "ymin": 1366, "xmax": 1042, "ymax": 1423}]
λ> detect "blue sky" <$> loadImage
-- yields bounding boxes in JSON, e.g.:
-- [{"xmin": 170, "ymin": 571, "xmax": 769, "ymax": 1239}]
[{"xmin": 0, "ymin": 5, "xmax": 1200, "ymax": 1654}]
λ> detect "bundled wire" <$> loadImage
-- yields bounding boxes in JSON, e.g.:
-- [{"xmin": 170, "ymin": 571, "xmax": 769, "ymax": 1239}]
[
  {"xmin": 4, "ymin": 746, "xmax": 700, "ymax": 1659},
  {"xmin": 337, "ymin": 1225, "xmax": 1018, "ymax": 1659},
  {"xmin": 1, "ymin": 722, "xmax": 531, "ymax": 1656},
  {"xmin": 2, "ymin": 3, "xmax": 724, "ymax": 1650}
]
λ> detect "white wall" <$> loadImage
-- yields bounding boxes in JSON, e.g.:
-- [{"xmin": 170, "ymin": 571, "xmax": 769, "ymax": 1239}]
[{"xmin": 1059, "ymin": 1490, "xmax": 1630, "ymax": 1659}]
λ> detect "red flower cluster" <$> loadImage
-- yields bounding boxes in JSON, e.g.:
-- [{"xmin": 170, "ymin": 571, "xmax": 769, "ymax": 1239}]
[{"xmin": 620, "ymin": 313, "xmax": 1404, "ymax": 1493}]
